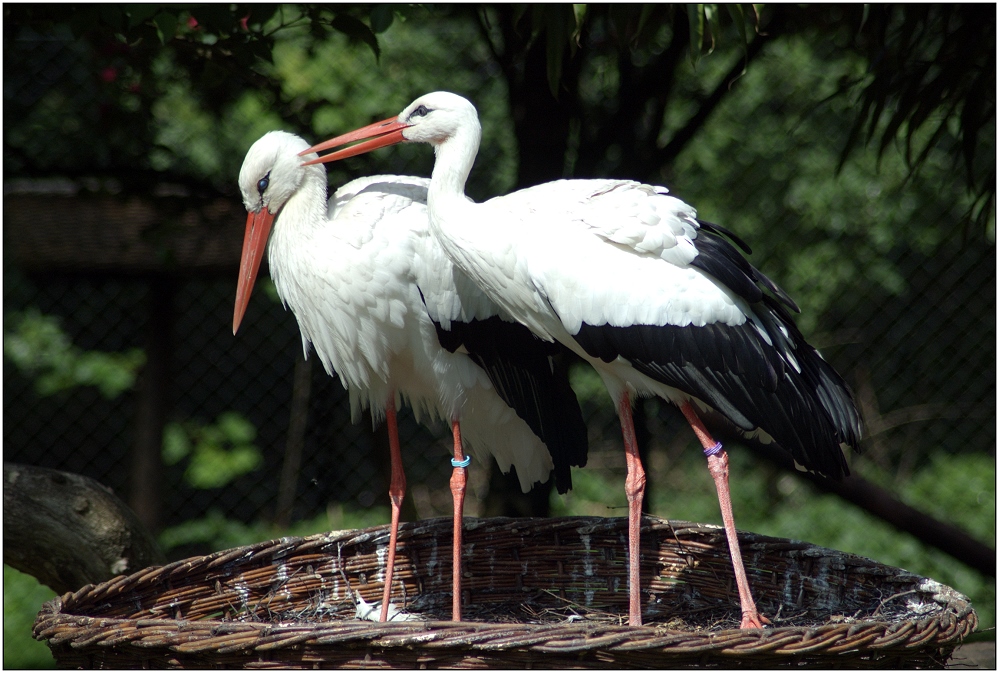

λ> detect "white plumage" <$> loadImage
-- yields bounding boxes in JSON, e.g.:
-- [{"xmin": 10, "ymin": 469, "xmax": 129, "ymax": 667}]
[
  {"xmin": 238, "ymin": 131, "xmax": 561, "ymax": 487},
  {"xmin": 234, "ymin": 130, "xmax": 586, "ymax": 621},
  {"xmin": 304, "ymin": 92, "xmax": 862, "ymax": 629}
]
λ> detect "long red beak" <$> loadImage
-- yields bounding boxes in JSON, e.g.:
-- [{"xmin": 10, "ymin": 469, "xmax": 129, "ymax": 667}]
[
  {"xmin": 300, "ymin": 116, "xmax": 409, "ymax": 165},
  {"xmin": 233, "ymin": 207, "xmax": 276, "ymax": 334}
]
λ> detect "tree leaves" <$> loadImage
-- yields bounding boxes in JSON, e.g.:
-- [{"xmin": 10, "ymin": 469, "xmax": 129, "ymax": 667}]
[
  {"xmin": 369, "ymin": 5, "xmax": 396, "ymax": 34},
  {"xmin": 685, "ymin": 4, "xmax": 758, "ymax": 66},
  {"xmin": 162, "ymin": 412, "xmax": 262, "ymax": 490},
  {"xmin": 522, "ymin": 4, "xmax": 760, "ymax": 97},
  {"xmin": 152, "ymin": 11, "xmax": 177, "ymax": 45},
  {"xmin": 329, "ymin": 13, "xmax": 380, "ymax": 60},
  {"xmin": 3, "ymin": 310, "xmax": 145, "ymax": 399},
  {"xmin": 839, "ymin": 5, "xmax": 995, "ymax": 231},
  {"xmin": 520, "ymin": 4, "xmax": 585, "ymax": 97}
]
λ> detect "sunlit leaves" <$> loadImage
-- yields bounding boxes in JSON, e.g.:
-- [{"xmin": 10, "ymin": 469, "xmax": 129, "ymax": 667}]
[
  {"xmin": 162, "ymin": 412, "xmax": 263, "ymax": 490},
  {"xmin": 3, "ymin": 310, "xmax": 145, "ymax": 399},
  {"xmin": 907, "ymin": 453, "xmax": 996, "ymax": 545},
  {"xmin": 3, "ymin": 567, "xmax": 56, "ymax": 669}
]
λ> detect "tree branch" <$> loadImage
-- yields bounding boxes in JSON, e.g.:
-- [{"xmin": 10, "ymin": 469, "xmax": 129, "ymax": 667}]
[
  {"xmin": 745, "ymin": 443, "xmax": 996, "ymax": 578},
  {"xmin": 3, "ymin": 463, "xmax": 166, "ymax": 595}
]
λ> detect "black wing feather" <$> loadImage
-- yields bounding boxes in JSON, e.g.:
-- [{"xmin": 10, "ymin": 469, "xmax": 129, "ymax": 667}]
[
  {"xmin": 428, "ymin": 313, "xmax": 588, "ymax": 493},
  {"xmin": 697, "ymin": 218, "xmax": 753, "ymax": 255},
  {"xmin": 691, "ymin": 225, "xmax": 800, "ymax": 313},
  {"xmin": 575, "ymin": 320, "xmax": 857, "ymax": 478},
  {"xmin": 570, "ymin": 219, "xmax": 861, "ymax": 479}
]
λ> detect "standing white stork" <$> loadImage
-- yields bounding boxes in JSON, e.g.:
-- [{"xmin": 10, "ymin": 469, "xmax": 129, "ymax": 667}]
[
  {"xmin": 303, "ymin": 92, "xmax": 863, "ymax": 629},
  {"xmin": 234, "ymin": 130, "xmax": 587, "ymax": 622}
]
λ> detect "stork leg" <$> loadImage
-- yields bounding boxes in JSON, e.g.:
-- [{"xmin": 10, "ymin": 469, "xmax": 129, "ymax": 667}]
[
  {"xmin": 617, "ymin": 391, "xmax": 646, "ymax": 627},
  {"xmin": 679, "ymin": 401, "xmax": 769, "ymax": 629},
  {"xmin": 449, "ymin": 419, "xmax": 467, "ymax": 621},
  {"xmin": 379, "ymin": 397, "xmax": 405, "ymax": 623}
]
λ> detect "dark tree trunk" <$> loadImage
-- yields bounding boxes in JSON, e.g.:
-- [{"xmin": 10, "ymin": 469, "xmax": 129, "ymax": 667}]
[{"xmin": 489, "ymin": 5, "xmax": 584, "ymax": 189}]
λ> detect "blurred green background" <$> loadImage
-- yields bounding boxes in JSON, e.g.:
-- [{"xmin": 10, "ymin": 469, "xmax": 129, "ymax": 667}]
[{"xmin": 4, "ymin": 5, "xmax": 994, "ymax": 667}]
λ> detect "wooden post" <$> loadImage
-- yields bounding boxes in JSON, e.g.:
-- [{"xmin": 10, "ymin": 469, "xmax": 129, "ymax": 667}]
[
  {"xmin": 129, "ymin": 276, "xmax": 174, "ymax": 533},
  {"xmin": 274, "ymin": 354, "xmax": 312, "ymax": 528}
]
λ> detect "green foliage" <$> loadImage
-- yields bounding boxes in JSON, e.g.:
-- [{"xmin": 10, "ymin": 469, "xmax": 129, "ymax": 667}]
[
  {"xmin": 134, "ymin": 5, "xmax": 516, "ymax": 200},
  {"xmin": 158, "ymin": 504, "xmax": 392, "ymax": 554},
  {"xmin": 163, "ymin": 412, "xmax": 262, "ymax": 490},
  {"xmin": 841, "ymin": 5, "xmax": 995, "ymax": 231},
  {"xmin": 4, "ymin": 4, "xmax": 387, "ymax": 183},
  {"xmin": 905, "ymin": 453, "xmax": 995, "ymax": 545},
  {"xmin": 3, "ymin": 565, "xmax": 56, "ymax": 669},
  {"xmin": 516, "ymin": 5, "xmax": 587, "ymax": 96},
  {"xmin": 686, "ymin": 4, "xmax": 758, "ymax": 64},
  {"xmin": 260, "ymin": 277, "xmax": 282, "ymax": 304},
  {"xmin": 3, "ymin": 309, "xmax": 145, "ymax": 399},
  {"xmin": 667, "ymin": 35, "xmax": 978, "ymax": 331}
]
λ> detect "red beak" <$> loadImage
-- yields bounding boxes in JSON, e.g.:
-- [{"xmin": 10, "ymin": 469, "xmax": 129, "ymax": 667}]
[
  {"xmin": 233, "ymin": 207, "xmax": 276, "ymax": 334},
  {"xmin": 300, "ymin": 116, "xmax": 409, "ymax": 165}
]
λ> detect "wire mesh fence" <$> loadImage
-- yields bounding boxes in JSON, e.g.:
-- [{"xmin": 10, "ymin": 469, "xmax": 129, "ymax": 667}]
[
  {"xmin": 5, "ymin": 191, "xmax": 994, "ymax": 547},
  {"xmin": 3, "ymin": 5, "xmax": 994, "ymax": 590}
]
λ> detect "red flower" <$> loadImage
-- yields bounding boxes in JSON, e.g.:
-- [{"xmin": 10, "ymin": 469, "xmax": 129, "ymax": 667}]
[{"xmin": 100, "ymin": 67, "xmax": 118, "ymax": 83}]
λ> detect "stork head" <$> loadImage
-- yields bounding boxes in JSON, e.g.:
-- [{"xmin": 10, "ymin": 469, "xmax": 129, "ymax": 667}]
[
  {"xmin": 234, "ymin": 131, "xmax": 323, "ymax": 334},
  {"xmin": 239, "ymin": 131, "xmax": 317, "ymax": 214},
  {"xmin": 301, "ymin": 92, "xmax": 481, "ymax": 164},
  {"xmin": 395, "ymin": 92, "xmax": 480, "ymax": 146}
]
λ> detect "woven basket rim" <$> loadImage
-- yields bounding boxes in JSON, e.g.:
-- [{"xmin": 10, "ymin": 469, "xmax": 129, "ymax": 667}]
[{"xmin": 33, "ymin": 516, "xmax": 978, "ymax": 666}]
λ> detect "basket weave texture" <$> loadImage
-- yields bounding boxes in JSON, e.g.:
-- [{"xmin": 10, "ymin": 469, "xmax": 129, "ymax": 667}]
[{"xmin": 34, "ymin": 515, "xmax": 976, "ymax": 668}]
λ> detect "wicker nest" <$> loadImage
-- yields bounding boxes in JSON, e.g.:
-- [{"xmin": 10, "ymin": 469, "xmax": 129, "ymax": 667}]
[{"xmin": 34, "ymin": 515, "xmax": 976, "ymax": 668}]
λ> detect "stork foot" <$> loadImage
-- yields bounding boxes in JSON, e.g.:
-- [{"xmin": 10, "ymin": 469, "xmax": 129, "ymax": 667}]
[{"xmin": 740, "ymin": 611, "xmax": 771, "ymax": 629}]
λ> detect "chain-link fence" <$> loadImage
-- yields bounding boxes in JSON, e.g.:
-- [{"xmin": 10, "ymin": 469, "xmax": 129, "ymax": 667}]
[{"xmin": 4, "ymin": 13, "xmax": 995, "ymax": 656}]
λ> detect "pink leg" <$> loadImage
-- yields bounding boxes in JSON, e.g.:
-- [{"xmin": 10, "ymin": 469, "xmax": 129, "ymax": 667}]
[
  {"xmin": 379, "ymin": 398, "xmax": 405, "ymax": 622},
  {"xmin": 680, "ymin": 401, "xmax": 769, "ymax": 629},
  {"xmin": 449, "ymin": 419, "xmax": 466, "ymax": 621},
  {"xmin": 617, "ymin": 392, "xmax": 646, "ymax": 627}
]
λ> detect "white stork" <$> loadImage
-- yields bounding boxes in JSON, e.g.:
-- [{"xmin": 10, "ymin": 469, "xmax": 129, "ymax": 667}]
[
  {"xmin": 302, "ymin": 92, "xmax": 863, "ymax": 628},
  {"xmin": 234, "ymin": 130, "xmax": 587, "ymax": 622}
]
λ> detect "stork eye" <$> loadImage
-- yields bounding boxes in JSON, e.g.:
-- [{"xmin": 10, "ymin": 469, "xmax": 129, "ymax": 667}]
[
  {"xmin": 411, "ymin": 104, "xmax": 430, "ymax": 119},
  {"xmin": 257, "ymin": 175, "xmax": 269, "ymax": 194}
]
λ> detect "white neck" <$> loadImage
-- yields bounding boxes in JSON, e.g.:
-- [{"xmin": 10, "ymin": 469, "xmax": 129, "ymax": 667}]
[
  {"xmin": 427, "ymin": 123, "xmax": 480, "ymax": 218},
  {"xmin": 267, "ymin": 166, "xmax": 329, "ymax": 289},
  {"xmin": 279, "ymin": 167, "xmax": 328, "ymax": 234}
]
